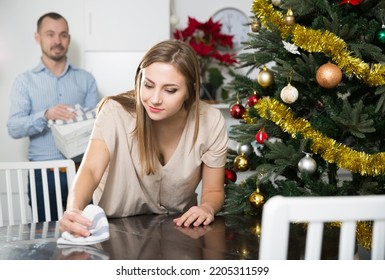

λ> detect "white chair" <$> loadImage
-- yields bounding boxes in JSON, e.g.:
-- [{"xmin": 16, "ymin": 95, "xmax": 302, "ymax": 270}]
[
  {"xmin": 259, "ymin": 195, "xmax": 385, "ymax": 260},
  {"xmin": 0, "ymin": 159, "xmax": 76, "ymax": 226}
]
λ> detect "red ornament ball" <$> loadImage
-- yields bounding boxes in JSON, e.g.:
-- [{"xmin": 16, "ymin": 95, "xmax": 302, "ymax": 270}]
[
  {"xmin": 247, "ymin": 94, "xmax": 259, "ymax": 107},
  {"xmin": 256, "ymin": 130, "xmax": 269, "ymax": 144},
  {"xmin": 230, "ymin": 103, "xmax": 246, "ymax": 119},
  {"xmin": 224, "ymin": 169, "xmax": 237, "ymax": 184}
]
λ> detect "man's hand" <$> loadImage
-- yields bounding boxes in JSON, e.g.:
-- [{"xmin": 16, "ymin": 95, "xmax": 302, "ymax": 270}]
[{"xmin": 45, "ymin": 104, "xmax": 76, "ymax": 120}]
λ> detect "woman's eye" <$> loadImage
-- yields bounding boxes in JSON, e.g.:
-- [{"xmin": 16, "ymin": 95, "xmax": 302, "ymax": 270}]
[
  {"xmin": 143, "ymin": 83, "xmax": 153, "ymax": 89},
  {"xmin": 165, "ymin": 88, "xmax": 177, "ymax": 94}
]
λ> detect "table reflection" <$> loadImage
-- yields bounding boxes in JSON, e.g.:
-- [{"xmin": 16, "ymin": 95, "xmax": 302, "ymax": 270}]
[
  {"xmin": 0, "ymin": 214, "xmax": 352, "ymax": 260},
  {"xmin": 102, "ymin": 214, "xmax": 227, "ymax": 259}
]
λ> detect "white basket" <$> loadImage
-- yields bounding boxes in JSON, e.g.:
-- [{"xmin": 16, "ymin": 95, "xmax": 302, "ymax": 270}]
[{"xmin": 51, "ymin": 118, "xmax": 95, "ymax": 159}]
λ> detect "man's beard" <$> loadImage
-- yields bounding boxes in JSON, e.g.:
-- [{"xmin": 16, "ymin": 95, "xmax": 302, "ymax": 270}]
[
  {"xmin": 50, "ymin": 54, "xmax": 66, "ymax": 62},
  {"xmin": 45, "ymin": 45, "xmax": 66, "ymax": 61}
]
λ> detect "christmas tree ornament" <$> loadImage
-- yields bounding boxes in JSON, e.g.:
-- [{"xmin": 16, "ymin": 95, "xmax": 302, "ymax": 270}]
[
  {"xmin": 249, "ymin": 186, "xmax": 265, "ymax": 209},
  {"xmin": 284, "ymin": 8, "xmax": 295, "ymax": 26},
  {"xmin": 234, "ymin": 153, "xmax": 249, "ymax": 171},
  {"xmin": 247, "ymin": 92, "xmax": 259, "ymax": 107},
  {"xmin": 298, "ymin": 153, "xmax": 317, "ymax": 174},
  {"xmin": 282, "ymin": 41, "xmax": 300, "ymax": 55},
  {"xmin": 239, "ymin": 246, "xmax": 250, "ymax": 258},
  {"xmin": 250, "ymin": 18, "xmax": 260, "ymax": 32},
  {"xmin": 255, "ymin": 129, "xmax": 269, "ymax": 144},
  {"xmin": 237, "ymin": 143, "xmax": 254, "ymax": 157},
  {"xmin": 224, "ymin": 168, "xmax": 237, "ymax": 184},
  {"xmin": 338, "ymin": 0, "xmax": 364, "ymax": 6},
  {"xmin": 250, "ymin": 221, "xmax": 261, "ymax": 237},
  {"xmin": 280, "ymin": 83, "xmax": 299, "ymax": 104},
  {"xmin": 271, "ymin": 0, "xmax": 281, "ymax": 6},
  {"xmin": 257, "ymin": 65, "xmax": 274, "ymax": 88},
  {"xmin": 230, "ymin": 102, "xmax": 245, "ymax": 119},
  {"xmin": 375, "ymin": 25, "xmax": 385, "ymax": 45},
  {"xmin": 316, "ymin": 62, "xmax": 343, "ymax": 89}
]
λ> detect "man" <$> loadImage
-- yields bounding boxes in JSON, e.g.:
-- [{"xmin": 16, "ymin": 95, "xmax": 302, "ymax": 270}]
[{"xmin": 7, "ymin": 12, "xmax": 100, "ymax": 222}]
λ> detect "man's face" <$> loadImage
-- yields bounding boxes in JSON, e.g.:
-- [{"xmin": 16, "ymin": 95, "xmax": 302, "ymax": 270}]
[{"xmin": 35, "ymin": 17, "xmax": 70, "ymax": 62}]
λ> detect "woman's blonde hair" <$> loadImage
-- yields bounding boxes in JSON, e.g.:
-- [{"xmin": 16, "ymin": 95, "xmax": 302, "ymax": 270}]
[{"xmin": 98, "ymin": 39, "xmax": 201, "ymax": 175}]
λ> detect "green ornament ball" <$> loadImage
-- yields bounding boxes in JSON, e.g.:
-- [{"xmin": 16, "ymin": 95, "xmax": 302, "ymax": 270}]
[{"xmin": 376, "ymin": 28, "xmax": 385, "ymax": 44}]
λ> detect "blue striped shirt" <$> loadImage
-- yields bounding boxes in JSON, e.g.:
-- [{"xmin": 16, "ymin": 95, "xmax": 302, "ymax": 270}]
[{"xmin": 7, "ymin": 60, "xmax": 100, "ymax": 161}]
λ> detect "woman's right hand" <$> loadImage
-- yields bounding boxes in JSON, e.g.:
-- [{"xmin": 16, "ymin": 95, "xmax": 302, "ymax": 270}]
[{"xmin": 59, "ymin": 209, "xmax": 92, "ymax": 237}]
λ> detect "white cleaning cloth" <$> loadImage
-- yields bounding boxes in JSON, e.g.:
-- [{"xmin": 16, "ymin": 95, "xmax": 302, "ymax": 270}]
[{"xmin": 57, "ymin": 205, "xmax": 110, "ymax": 246}]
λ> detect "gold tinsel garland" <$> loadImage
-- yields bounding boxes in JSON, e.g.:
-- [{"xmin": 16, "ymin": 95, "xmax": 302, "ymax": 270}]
[
  {"xmin": 254, "ymin": 97, "xmax": 385, "ymax": 176},
  {"xmin": 251, "ymin": 0, "xmax": 385, "ymax": 87},
  {"xmin": 325, "ymin": 222, "xmax": 372, "ymax": 251},
  {"xmin": 356, "ymin": 221, "xmax": 373, "ymax": 251}
]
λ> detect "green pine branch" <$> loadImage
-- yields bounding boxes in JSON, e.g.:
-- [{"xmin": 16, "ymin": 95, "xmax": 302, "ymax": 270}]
[{"xmin": 330, "ymin": 99, "xmax": 375, "ymax": 139}]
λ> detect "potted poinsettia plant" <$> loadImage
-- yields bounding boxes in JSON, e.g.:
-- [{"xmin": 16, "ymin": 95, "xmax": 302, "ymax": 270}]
[{"xmin": 173, "ymin": 17, "xmax": 237, "ymax": 100}]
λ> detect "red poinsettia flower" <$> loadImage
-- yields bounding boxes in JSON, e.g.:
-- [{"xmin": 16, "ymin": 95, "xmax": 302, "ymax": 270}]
[
  {"xmin": 173, "ymin": 17, "xmax": 238, "ymax": 94},
  {"xmin": 212, "ymin": 53, "xmax": 238, "ymax": 64},
  {"xmin": 339, "ymin": 0, "xmax": 363, "ymax": 6},
  {"xmin": 173, "ymin": 17, "xmax": 237, "ymax": 64}
]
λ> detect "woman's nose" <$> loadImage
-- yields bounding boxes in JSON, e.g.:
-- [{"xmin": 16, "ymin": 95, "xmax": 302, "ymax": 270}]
[{"xmin": 150, "ymin": 91, "xmax": 163, "ymax": 105}]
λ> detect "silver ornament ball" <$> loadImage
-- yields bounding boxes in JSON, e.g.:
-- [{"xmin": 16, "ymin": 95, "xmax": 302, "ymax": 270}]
[
  {"xmin": 236, "ymin": 143, "xmax": 254, "ymax": 157},
  {"xmin": 298, "ymin": 154, "xmax": 317, "ymax": 174}
]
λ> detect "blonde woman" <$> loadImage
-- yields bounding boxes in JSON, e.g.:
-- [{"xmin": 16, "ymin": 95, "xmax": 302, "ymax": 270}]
[{"xmin": 59, "ymin": 40, "xmax": 228, "ymax": 237}]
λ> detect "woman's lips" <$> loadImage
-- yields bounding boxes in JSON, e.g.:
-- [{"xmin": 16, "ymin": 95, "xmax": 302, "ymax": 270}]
[{"xmin": 148, "ymin": 106, "xmax": 163, "ymax": 113}]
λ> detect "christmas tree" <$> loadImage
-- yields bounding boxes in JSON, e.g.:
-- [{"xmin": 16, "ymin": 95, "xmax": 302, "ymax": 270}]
[{"xmin": 222, "ymin": 0, "xmax": 385, "ymax": 215}]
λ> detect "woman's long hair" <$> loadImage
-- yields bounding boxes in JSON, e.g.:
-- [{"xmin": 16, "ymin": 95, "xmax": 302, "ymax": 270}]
[{"xmin": 98, "ymin": 39, "xmax": 201, "ymax": 175}]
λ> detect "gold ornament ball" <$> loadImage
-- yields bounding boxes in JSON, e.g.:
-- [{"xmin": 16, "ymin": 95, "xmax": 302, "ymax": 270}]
[
  {"xmin": 249, "ymin": 189, "xmax": 265, "ymax": 209},
  {"xmin": 250, "ymin": 222, "xmax": 261, "ymax": 237},
  {"xmin": 280, "ymin": 83, "xmax": 299, "ymax": 104},
  {"xmin": 234, "ymin": 154, "xmax": 249, "ymax": 172},
  {"xmin": 250, "ymin": 19, "xmax": 260, "ymax": 32},
  {"xmin": 316, "ymin": 62, "xmax": 343, "ymax": 89},
  {"xmin": 284, "ymin": 9, "xmax": 295, "ymax": 26},
  {"xmin": 284, "ymin": 15, "xmax": 295, "ymax": 26},
  {"xmin": 257, "ymin": 66, "xmax": 274, "ymax": 88}
]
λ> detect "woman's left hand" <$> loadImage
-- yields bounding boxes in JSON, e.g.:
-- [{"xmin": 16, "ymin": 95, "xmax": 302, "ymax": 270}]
[{"xmin": 173, "ymin": 205, "xmax": 214, "ymax": 227}]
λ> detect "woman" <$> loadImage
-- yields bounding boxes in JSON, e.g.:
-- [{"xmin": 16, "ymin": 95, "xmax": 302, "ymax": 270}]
[{"xmin": 59, "ymin": 39, "xmax": 228, "ymax": 237}]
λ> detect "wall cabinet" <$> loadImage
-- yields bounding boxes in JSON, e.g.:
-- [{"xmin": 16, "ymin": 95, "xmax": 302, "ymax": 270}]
[
  {"xmin": 85, "ymin": 0, "xmax": 170, "ymax": 51},
  {"xmin": 84, "ymin": 0, "xmax": 170, "ymax": 96}
]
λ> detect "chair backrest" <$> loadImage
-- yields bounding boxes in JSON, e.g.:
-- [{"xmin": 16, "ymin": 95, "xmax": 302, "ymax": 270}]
[
  {"xmin": 0, "ymin": 159, "xmax": 76, "ymax": 226},
  {"xmin": 259, "ymin": 195, "xmax": 385, "ymax": 260}
]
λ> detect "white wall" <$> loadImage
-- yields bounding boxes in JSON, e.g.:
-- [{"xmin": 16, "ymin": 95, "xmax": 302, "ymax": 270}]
[
  {"xmin": 173, "ymin": 0, "xmax": 252, "ymax": 25},
  {"xmin": 0, "ymin": 0, "xmax": 255, "ymax": 162}
]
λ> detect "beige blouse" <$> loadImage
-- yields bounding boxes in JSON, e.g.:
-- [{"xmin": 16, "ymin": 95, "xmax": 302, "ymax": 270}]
[{"xmin": 90, "ymin": 99, "xmax": 228, "ymax": 217}]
